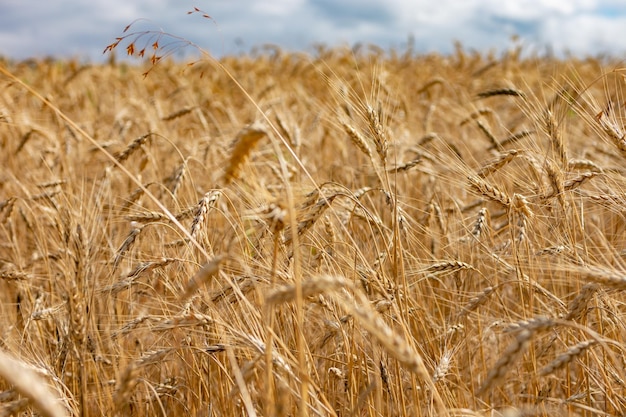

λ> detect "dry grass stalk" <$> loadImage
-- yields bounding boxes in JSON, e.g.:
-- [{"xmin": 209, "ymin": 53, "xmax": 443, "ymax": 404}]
[
  {"xmin": 468, "ymin": 176, "xmax": 511, "ymax": 207},
  {"xmin": 223, "ymin": 123, "xmax": 268, "ymax": 184},
  {"xmin": 182, "ymin": 254, "xmax": 226, "ymax": 300},
  {"xmin": 0, "ymin": 350, "xmax": 68, "ymax": 417},
  {"xmin": 477, "ymin": 149, "xmax": 521, "ymax": 178},
  {"xmin": 539, "ymin": 340, "xmax": 597, "ymax": 376}
]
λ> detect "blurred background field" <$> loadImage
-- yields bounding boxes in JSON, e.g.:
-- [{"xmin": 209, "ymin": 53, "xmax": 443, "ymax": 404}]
[{"xmin": 1, "ymin": 45, "xmax": 626, "ymax": 416}]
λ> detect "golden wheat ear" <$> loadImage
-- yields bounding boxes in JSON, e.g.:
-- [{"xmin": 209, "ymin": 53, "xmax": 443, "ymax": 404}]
[{"xmin": 0, "ymin": 351, "xmax": 68, "ymax": 417}]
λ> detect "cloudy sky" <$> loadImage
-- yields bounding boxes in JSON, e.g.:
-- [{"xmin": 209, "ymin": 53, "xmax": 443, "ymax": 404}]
[{"xmin": 1, "ymin": 0, "xmax": 626, "ymax": 62}]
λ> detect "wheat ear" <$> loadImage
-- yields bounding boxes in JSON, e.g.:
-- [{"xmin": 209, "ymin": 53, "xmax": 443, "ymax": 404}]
[
  {"xmin": 476, "ymin": 149, "xmax": 521, "ymax": 178},
  {"xmin": 223, "ymin": 123, "xmax": 268, "ymax": 184},
  {"xmin": 539, "ymin": 340, "xmax": 597, "ymax": 376},
  {"xmin": 468, "ymin": 176, "xmax": 510, "ymax": 207},
  {"xmin": 266, "ymin": 274, "xmax": 352, "ymax": 305},
  {"xmin": 182, "ymin": 254, "xmax": 226, "ymax": 300},
  {"xmin": 367, "ymin": 106, "xmax": 389, "ymax": 162},
  {"xmin": 343, "ymin": 122, "xmax": 373, "ymax": 159},
  {"xmin": 545, "ymin": 109, "xmax": 567, "ymax": 166},
  {"xmin": 0, "ymin": 351, "xmax": 68, "ymax": 417}
]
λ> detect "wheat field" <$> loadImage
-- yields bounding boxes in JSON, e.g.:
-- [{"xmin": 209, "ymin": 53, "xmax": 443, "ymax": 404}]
[{"xmin": 1, "ymin": 42, "xmax": 626, "ymax": 416}]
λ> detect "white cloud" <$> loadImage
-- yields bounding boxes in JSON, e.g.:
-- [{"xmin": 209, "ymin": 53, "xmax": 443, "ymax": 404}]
[
  {"xmin": 540, "ymin": 13, "xmax": 626, "ymax": 55},
  {"xmin": 248, "ymin": 0, "xmax": 307, "ymax": 17},
  {"xmin": 1, "ymin": 0, "xmax": 625, "ymax": 61}
]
